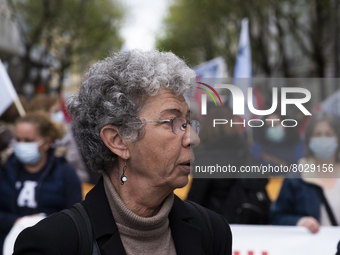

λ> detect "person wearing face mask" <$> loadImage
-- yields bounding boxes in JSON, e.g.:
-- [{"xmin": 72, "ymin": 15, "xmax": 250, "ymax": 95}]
[
  {"xmin": 251, "ymin": 111, "xmax": 305, "ymax": 170},
  {"xmin": 27, "ymin": 94, "xmax": 93, "ymax": 183},
  {"xmin": 271, "ymin": 112, "xmax": 340, "ymax": 233},
  {"xmin": 0, "ymin": 112, "xmax": 82, "ymax": 253}
]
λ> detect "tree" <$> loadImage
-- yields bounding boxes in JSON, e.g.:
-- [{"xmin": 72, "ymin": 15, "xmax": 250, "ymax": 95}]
[
  {"xmin": 156, "ymin": 0, "xmax": 232, "ymax": 67},
  {"xmin": 9, "ymin": 0, "xmax": 124, "ymax": 93},
  {"xmin": 156, "ymin": 0, "xmax": 336, "ymax": 92}
]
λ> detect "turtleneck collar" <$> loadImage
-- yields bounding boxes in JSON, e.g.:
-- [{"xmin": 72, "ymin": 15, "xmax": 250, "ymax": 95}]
[{"xmin": 103, "ymin": 171, "xmax": 174, "ymax": 231}]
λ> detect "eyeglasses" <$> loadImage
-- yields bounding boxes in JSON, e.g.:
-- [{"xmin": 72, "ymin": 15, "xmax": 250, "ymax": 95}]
[{"xmin": 130, "ymin": 117, "xmax": 200, "ymax": 135}]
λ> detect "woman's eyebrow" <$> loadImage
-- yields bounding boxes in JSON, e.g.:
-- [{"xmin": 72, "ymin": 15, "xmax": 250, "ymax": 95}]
[
  {"xmin": 159, "ymin": 108, "xmax": 190, "ymax": 118},
  {"xmin": 160, "ymin": 108, "xmax": 182, "ymax": 116}
]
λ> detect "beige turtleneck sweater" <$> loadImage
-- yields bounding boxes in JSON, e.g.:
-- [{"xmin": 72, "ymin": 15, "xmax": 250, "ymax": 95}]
[{"xmin": 103, "ymin": 172, "xmax": 177, "ymax": 255}]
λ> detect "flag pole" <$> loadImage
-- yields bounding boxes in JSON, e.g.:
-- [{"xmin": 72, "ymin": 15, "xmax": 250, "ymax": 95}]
[{"xmin": 13, "ymin": 97, "xmax": 26, "ymax": 117}]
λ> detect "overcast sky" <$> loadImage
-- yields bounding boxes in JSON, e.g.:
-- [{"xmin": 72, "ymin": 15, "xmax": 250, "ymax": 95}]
[{"xmin": 120, "ymin": 0, "xmax": 170, "ymax": 51}]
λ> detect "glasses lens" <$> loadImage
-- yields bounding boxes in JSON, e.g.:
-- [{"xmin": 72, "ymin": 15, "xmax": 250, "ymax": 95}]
[
  {"xmin": 191, "ymin": 120, "xmax": 200, "ymax": 135},
  {"xmin": 172, "ymin": 117, "xmax": 200, "ymax": 135},
  {"xmin": 173, "ymin": 117, "xmax": 187, "ymax": 134}
]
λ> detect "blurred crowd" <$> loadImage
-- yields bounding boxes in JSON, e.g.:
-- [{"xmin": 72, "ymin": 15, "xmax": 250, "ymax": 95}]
[
  {"xmin": 1, "ymin": 92, "xmax": 340, "ymax": 253},
  {"xmin": 190, "ymin": 104, "xmax": 340, "ymax": 234}
]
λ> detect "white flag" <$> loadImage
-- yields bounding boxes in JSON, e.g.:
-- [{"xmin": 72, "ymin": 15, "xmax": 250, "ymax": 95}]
[{"xmin": 0, "ymin": 60, "xmax": 22, "ymax": 116}]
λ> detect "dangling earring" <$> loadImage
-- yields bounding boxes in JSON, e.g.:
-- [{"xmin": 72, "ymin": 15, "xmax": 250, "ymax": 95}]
[{"xmin": 120, "ymin": 159, "xmax": 127, "ymax": 185}]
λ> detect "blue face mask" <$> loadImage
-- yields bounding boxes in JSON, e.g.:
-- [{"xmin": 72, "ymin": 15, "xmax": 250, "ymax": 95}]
[
  {"xmin": 14, "ymin": 140, "xmax": 44, "ymax": 165},
  {"xmin": 51, "ymin": 111, "xmax": 65, "ymax": 123},
  {"xmin": 309, "ymin": 137, "xmax": 338, "ymax": 159},
  {"xmin": 265, "ymin": 125, "xmax": 285, "ymax": 143}
]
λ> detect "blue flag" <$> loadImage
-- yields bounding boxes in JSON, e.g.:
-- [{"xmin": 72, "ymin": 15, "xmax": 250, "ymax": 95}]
[{"xmin": 230, "ymin": 18, "xmax": 254, "ymax": 120}]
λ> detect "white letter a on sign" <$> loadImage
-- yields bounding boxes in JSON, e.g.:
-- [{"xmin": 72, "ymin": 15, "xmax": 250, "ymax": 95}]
[{"xmin": 17, "ymin": 181, "xmax": 38, "ymax": 208}]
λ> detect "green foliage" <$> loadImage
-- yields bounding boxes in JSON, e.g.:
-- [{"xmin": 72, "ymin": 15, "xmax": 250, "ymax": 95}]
[
  {"xmin": 156, "ymin": 0, "xmax": 245, "ymax": 70},
  {"xmin": 156, "ymin": 0, "xmax": 335, "ymax": 79},
  {"xmin": 13, "ymin": 0, "xmax": 125, "ymax": 89},
  {"xmin": 157, "ymin": 0, "xmax": 227, "ymax": 66}
]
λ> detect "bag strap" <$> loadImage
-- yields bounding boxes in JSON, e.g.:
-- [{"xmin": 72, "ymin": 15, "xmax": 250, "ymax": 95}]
[
  {"xmin": 61, "ymin": 203, "xmax": 101, "ymax": 255},
  {"xmin": 314, "ymin": 185, "xmax": 338, "ymax": 226},
  {"xmin": 184, "ymin": 200, "xmax": 214, "ymax": 255}
]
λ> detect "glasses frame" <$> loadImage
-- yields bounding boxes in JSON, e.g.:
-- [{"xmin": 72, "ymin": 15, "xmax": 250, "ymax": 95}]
[{"xmin": 129, "ymin": 117, "xmax": 200, "ymax": 135}]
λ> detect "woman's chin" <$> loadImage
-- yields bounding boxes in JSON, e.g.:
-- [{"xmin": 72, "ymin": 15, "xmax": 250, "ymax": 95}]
[{"xmin": 172, "ymin": 175, "xmax": 190, "ymax": 190}]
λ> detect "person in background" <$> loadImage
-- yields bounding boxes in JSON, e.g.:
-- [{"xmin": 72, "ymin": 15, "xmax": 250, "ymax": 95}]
[
  {"xmin": 188, "ymin": 106, "xmax": 271, "ymax": 224},
  {"xmin": 27, "ymin": 94, "xmax": 59, "ymax": 119},
  {"xmin": 251, "ymin": 111, "xmax": 305, "ymax": 169},
  {"xmin": 0, "ymin": 95, "xmax": 28, "ymax": 165},
  {"xmin": 0, "ymin": 126, "xmax": 13, "ymax": 166},
  {"xmin": 27, "ymin": 94, "xmax": 92, "ymax": 183},
  {"xmin": 271, "ymin": 112, "xmax": 340, "ymax": 233},
  {"xmin": 0, "ymin": 112, "xmax": 82, "ymax": 253}
]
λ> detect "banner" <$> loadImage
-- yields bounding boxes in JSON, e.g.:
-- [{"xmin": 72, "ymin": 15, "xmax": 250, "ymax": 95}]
[
  {"xmin": 194, "ymin": 57, "xmax": 227, "ymax": 79},
  {"xmin": 231, "ymin": 225, "xmax": 340, "ymax": 255},
  {"xmin": 193, "ymin": 57, "xmax": 227, "ymax": 120}
]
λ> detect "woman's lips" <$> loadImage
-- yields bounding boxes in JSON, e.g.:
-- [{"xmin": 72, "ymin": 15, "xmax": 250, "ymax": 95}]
[{"xmin": 179, "ymin": 163, "xmax": 191, "ymax": 173}]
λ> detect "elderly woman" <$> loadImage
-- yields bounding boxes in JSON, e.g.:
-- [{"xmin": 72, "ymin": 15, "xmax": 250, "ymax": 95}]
[{"xmin": 13, "ymin": 50, "xmax": 232, "ymax": 255}]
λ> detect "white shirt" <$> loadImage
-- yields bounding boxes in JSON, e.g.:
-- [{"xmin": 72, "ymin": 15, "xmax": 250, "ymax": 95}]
[{"xmin": 320, "ymin": 179, "xmax": 340, "ymax": 226}]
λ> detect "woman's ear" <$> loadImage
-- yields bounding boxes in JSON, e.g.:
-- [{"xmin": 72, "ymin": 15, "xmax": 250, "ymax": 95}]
[
  {"xmin": 42, "ymin": 137, "xmax": 52, "ymax": 151},
  {"xmin": 100, "ymin": 125, "xmax": 130, "ymax": 159}
]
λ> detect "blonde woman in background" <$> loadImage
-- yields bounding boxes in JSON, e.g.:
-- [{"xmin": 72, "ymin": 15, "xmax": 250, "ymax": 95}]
[
  {"xmin": 27, "ymin": 94, "xmax": 91, "ymax": 183},
  {"xmin": 0, "ymin": 112, "xmax": 82, "ymax": 253}
]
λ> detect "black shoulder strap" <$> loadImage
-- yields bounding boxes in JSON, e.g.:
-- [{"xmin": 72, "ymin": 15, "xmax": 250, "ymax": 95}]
[
  {"xmin": 61, "ymin": 203, "xmax": 101, "ymax": 255},
  {"xmin": 314, "ymin": 185, "xmax": 338, "ymax": 226},
  {"xmin": 184, "ymin": 200, "xmax": 214, "ymax": 255}
]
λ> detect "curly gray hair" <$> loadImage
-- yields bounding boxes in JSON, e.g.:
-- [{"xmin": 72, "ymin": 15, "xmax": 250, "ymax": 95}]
[{"xmin": 67, "ymin": 49, "xmax": 196, "ymax": 172}]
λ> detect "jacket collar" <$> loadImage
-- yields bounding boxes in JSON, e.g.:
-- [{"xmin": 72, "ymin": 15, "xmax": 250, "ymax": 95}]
[
  {"xmin": 83, "ymin": 177, "xmax": 204, "ymax": 255},
  {"xmin": 169, "ymin": 195, "xmax": 205, "ymax": 255},
  {"xmin": 83, "ymin": 177, "xmax": 126, "ymax": 254}
]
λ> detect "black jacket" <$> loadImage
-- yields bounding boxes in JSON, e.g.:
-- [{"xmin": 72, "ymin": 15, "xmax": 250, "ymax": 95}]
[
  {"xmin": 13, "ymin": 177, "xmax": 232, "ymax": 255},
  {"xmin": 189, "ymin": 137, "xmax": 271, "ymax": 224}
]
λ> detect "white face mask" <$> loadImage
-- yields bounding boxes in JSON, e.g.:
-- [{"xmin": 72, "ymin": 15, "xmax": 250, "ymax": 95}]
[
  {"xmin": 51, "ymin": 111, "xmax": 65, "ymax": 123},
  {"xmin": 309, "ymin": 137, "xmax": 338, "ymax": 159},
  {"xmin": 265, "ymin": 125, "xmax": 285, "ymax": 143},
  {"xmin": 14, "ymin": 139, "xmax": 44, "ymax": 165}
]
